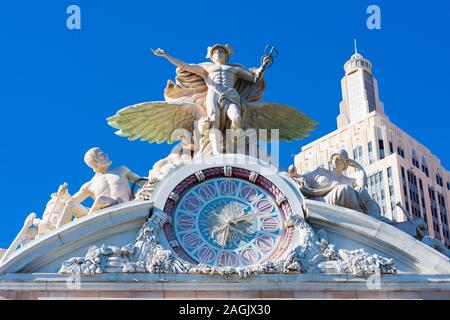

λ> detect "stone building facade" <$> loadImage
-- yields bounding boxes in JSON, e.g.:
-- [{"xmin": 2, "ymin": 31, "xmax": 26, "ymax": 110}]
[{"xmin": 295, "ymin": 49, "xmax": 450, "ymax": 248}]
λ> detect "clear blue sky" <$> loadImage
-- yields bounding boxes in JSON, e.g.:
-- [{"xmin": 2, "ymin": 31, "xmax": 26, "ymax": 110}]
[{"xmin": 0, "ymin": 1, "xmax": 449, "ymax": 248}]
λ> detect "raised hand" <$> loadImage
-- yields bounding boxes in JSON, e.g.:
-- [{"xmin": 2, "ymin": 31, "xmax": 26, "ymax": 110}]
[
  {"xmin": 262, "ymin": 55, "xmax": 272, "ymax": 67},
  {"xmin": 151, "ymin": 48, "xmax": 167, "ymax": 57}
]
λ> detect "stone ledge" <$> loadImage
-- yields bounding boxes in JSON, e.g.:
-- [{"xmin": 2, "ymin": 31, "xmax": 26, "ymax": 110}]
[
  {"xmin": 2, "ymin": 289, "xmax": 450, "ymax": 300},
  {"xmin": 2, "ymin": 273, "xmax": 450, "ymax": 299},
  {"xmin": 2, "ymin": 273, "xmax": 450, "ymax": 292}
]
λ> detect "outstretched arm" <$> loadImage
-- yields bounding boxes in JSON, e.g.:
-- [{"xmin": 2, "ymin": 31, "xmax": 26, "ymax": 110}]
[
  {"xmin": 69, "ymin": 182, "xmax": 92, "ymax": 204},
  {"xmin": 126, "ymin": 170, "xmax": 142, "ymax": 185},
  {"xmin": 152, "ymin": 48, "xmax": 207, "ymax": 77},
  {"xmin": 235, "ymin": 56, "xmax": 271, "ymax": 82},
  {"xmin": 234, "ymin": 66, "xmax": 256, "ymax": 82},
  {"xmin": 122, "ymin": 166, "xmax": 144, "ymax": 186},
  {"xmin": 348, "ymin": 160, "xmax": 368, "ymax": 188}
]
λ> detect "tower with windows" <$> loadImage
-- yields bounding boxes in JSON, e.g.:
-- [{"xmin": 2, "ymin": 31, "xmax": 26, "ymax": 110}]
[
  {"xmin": 295, "ymin": 42, "xmax": 450, "ymax": 248},
  {"xmin": 337, "ymin": 42, "xmax": 385, "ymax": 128}
]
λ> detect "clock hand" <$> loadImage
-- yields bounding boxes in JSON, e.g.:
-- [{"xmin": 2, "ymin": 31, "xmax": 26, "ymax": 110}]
[
  {"xmin": 233, "ymin": 210, "xmax": 261, "ymax": 222},
  {"xmin": 217, "ymin": 225, "xmax": 230, "ymax": 266},
  {"xmin": 222, "ymin": 225, "xmax": 230, "ymax": 248}
]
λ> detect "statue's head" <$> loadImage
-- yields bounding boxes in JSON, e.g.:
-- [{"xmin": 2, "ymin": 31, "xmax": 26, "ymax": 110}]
[
  {"xmin": 330, "ymin": 149, "xmax": 349, "ymax": 172},
  {"xmin": 206, "ymin": 44, "xmax": 234, "ymax": 64},
  {"xmin": 84, "ymin": 147, "xmax": 112, "ymax": 173}
]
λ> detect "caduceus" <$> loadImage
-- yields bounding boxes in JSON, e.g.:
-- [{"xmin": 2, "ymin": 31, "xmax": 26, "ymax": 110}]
[{"xmin": 241, "ymin": 45, "xmax": 279, "ymax": 123}]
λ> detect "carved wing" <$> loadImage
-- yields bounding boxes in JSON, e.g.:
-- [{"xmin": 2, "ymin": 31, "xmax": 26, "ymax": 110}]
[
  {"xmin": 107, "ymin": 101, "xmax": 206, "ymax": 144},
  {"xmin": 242, "ymin": 102, "xmax": 317, "ymax": 141}
]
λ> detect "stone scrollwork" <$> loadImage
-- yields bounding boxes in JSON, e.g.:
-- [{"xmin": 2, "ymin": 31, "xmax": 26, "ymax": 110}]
[
  {"xmin": 59, "ymin": 209, "xmax": 192, "ymax": 275},
  {"xmin": 333, "ymin": 248, "xmax": 397, "ymax": 275},
  {"xmin": 312, "ymin": 229, "xmax": 397, "ymax": 275}
]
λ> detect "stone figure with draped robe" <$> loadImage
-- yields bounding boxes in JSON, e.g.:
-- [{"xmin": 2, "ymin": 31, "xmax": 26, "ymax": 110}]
[
  {"xmin": 289, "ymin": 149, "xmax": 381, "ymax": 216},
  {"xmin": 107, "ymin": 44, "xmax": 317, "ymax": 158}
]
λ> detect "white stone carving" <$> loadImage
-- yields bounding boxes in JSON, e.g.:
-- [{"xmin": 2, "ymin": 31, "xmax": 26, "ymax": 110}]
[
  {"xmin": 59, "ymin": 209, "xmax": 191, "ymax": 275},
  {"xmin": 312, "ymin": 229, "xmax": 397, "ymax": 275},
  {"xmin": 56, "ymin": 147, "xmax": 143, "ymax": 227},
  {"xmin": 59, "ymin": 208, "xmax": 397, "ymax": 278},
  {"xmin": 107, "ymin": 44, "xmax": 316, "ymax": 156},
  {"xmin": 1, "ymin": 147, "xmax": 144, "ymax": 265},
  {"xmin": 0, "ymin": 184, "xmax": 71, "ymax": 264},
  {"xmin": 289, "ymin": 149, "xmax": 381, "ymax": 216}
]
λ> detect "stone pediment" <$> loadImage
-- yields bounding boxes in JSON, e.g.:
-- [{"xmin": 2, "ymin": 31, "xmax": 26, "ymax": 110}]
[{"xmin": 1, "ymin": 155, "xmax": 449, "ymax": 276}]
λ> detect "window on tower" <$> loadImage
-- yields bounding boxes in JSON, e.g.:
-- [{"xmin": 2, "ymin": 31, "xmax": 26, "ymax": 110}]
[
  {"xmin": 368, "ymin": 141, "xmax": 374, "ymax": 164},
  {"xmin": 378, "ymin": 139, "xmax": 385, "ymax": 160},
  {"xmin": 412, "ymin": 149, "xmax": 420, "ymax": 168},
  {"xmin": 363, "ymin": 71, "xmax": 377, "ymax": 113},
  {"xmin": 436, "ymin": 174, "xmax": 444, "ymax": 187},
  {"xmin": 421, "ymin": 156, "xmax": 429, "ymax": 177},
  {"xmin": 352, "ymin": 145, "xmax": 364, "ymax": 170}
]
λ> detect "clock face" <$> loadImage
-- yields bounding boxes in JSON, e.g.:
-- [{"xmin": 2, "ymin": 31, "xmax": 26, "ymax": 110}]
[{"xmin": 162, "ymin": 168, "xmax": 293, "ymax": 268}]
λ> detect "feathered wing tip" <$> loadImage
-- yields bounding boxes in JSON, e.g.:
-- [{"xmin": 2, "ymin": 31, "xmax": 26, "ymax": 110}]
[
  {"xmin": 242, "ymin": 102, "xmax": 318, "ymax": 142},
  {"xmin": 107, "ymin": 101, "xmax": 204, "ymax": 144}
]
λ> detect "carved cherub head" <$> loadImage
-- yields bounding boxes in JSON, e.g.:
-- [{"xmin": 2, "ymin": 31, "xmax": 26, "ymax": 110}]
[
  {"xmin": 84, "ymin": 147, "xmax": 112, "ymax": 173},
  {"xmin": 206, "ymin": 44, "xmax": 234, "ymax": 64}
]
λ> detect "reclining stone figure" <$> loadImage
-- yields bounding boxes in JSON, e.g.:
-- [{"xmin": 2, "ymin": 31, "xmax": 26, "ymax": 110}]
[{"xmin": 289, "ymin": 149, "xmax": 381, "ymax": 217}]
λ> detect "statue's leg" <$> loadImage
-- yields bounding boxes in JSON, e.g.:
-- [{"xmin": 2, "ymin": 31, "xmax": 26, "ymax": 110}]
[
  {"xmin": 356, "ymin": 187, "xmax": 381, "ymax": 217},
  {"xmin": 56, "ymin": 201, "xmax": 88, "ymax": 228},
  {"xmin": 324, "ymin": 185, "xmax": 365, "ymax": 213},
  {"xmin": 206, "ymin": 92, "xmax": 223, "ymax": 155},
  {"xmin": 227, "ymin": 103, "xmax": 241, "ymax": 130},
  {"xmin": 206, "ymin": 92, "xmax": 220, "ymax": 127},
  {"xmin": 88, "ymin": 196, "xmax": 118, "ymax": 215}
]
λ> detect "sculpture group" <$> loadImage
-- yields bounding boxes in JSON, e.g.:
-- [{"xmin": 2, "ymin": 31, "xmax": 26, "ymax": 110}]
[
  {"xmin": 0, "ymin": 148, "xmax": 143, "ymax": 263},
  {"xmin": 1, "ymin": 44, "xmax": 399, "ymax": 272},
  {"xmin": 107, "ymin": 44, "xmax": 316, "ymax": 157}
]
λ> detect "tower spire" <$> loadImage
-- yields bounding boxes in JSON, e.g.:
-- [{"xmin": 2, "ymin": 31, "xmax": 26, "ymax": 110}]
[{"xmin": 354, "ymin": 38, "xmax": 358, "ymax": 54}]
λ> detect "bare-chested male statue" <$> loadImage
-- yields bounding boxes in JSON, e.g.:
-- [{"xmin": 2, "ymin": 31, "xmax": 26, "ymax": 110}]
[
  {"xmin": 0, "ymin": 147, "xmax": 143, "ymax": 264},
  {"xmin": 152, "ymin": 44, "xmax": 267, "ymax": 154},
  {"xmin": 56, "ymin": 147, "xmax": 142, "ymax": 227}
]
